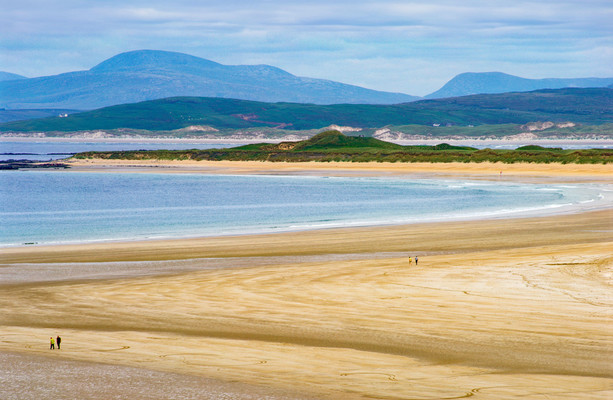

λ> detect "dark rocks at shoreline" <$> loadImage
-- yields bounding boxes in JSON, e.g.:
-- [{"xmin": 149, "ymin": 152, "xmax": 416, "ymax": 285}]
[{"xmin": 0, "ymin": 159, "xmax": 70, "ymax": 170}]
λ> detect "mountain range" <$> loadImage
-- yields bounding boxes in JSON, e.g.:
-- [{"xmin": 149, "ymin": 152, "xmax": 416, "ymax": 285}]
[
  {"xmin": 1, "ymin": 50, "xmax": 612, "ymax": 111},
  {"xmin": 0, "ymin": 50, "xmax": 417, "ymax": 109}
]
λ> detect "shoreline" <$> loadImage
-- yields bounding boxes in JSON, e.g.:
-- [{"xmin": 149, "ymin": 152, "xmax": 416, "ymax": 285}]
[
  {"xmin": 2, "ymin": 195, "xmax": 612, "ymax": 251},
  {"xmin": 2, "ymin": 208, "xmax": 611, "ymax": 264},
  {"xmin": 65, "ymin": 158, "xmax": 613, "ymax": 181},
  {"xmin": 2, "ymin": 159, "xmax": 611, "ymax": 249}
]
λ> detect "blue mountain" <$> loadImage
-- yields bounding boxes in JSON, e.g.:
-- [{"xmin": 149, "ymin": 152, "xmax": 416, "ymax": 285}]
[
  {"xmin": 0, "ymin": 50, "xmax": 418, "ymax": 109},
  {"xmin": 426, "ymin": 72, "xmax": 613, "ymax": 98},
  {"xmin": 0, "ymin": 71, "xmax": 27, "ymax": 82}
]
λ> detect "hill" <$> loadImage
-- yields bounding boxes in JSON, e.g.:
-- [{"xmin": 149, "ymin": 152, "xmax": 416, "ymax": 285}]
[
  {"xmin": 1, "ymin": 88, "xmax": 611, "ymax": 134},
  {"xmin": 0, "ymin": 71, "xmax": 26, "ymax": 82},
  {"xmin": 0, "ymin": 50, "xmax": 417, "ymax": 110},
  {"xmin": 241, "ymin": 130, "xmax": 409, "ymax": 153},
  {"xmin": 426, "ymin": 72, "xmax": 613, "ymax": 99}
]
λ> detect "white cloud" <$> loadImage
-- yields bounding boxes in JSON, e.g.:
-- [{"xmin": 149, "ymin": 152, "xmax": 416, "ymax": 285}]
[{"xmin": 1, "ymin": 0, "xmax": 611, "ymax": 95}]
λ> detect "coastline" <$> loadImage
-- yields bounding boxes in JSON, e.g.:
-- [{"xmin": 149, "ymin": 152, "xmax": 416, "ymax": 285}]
[
  {"xmin": 2, "ymin": 162, "xmax": 612, "ymax": 399},
  {"xmin": 3, "ymin": 159, "xmax": 613, "ymax": 250},
  {"xmin": 1, "ymin": 207, "xmax": 611, "ymax": 263},
  {"xmin": 65, "ymin": 158, "xmax": 613, "ymax": 182}
]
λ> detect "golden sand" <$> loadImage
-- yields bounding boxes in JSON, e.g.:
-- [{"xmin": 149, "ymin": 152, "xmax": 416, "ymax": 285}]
[
  {"xmin": 1, "ymin": 162, "xmax": 612, "ymax": 399},
  {"xmin": 66, "ymin": 158, "xmax": 613, "ymax": 181}
]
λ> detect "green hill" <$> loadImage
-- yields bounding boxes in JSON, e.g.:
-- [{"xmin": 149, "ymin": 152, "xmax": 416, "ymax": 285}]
[
  {"xmin": 291, "ymin": 130, "xmax": 404, "ymax": 152},
  {"xmin": 234, "ymin": 131, "xmax": 459, "ymax": 153},
  {"xmin": 1, "ymin": 88, "xmax": 612, "ymax": 133}
]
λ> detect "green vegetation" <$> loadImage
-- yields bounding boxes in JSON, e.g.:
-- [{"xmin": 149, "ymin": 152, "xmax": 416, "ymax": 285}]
[
  {"xmin": 2, "ymin": 88, "xmax": 612, "ymax": 133},
  {"xmin": 515, "ymin": 145, "xmax": 562, "ymax": 151},
  {"xmin": 73, "ymin": 131, "xmax": 612, "ymax": 164}
]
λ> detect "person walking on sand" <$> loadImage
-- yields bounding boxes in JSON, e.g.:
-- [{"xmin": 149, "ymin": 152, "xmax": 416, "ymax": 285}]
[
  {"xmin": 415, "ymin": 256, "xmax": 418, "ymax": 265},
  {"xmin": 408, "ymin": 257, "xmax": 412, "ymax": 265},
  {"xmin": 50, "ymin": 337, "xmax": 55, "ymax": 350},
  {"xmin": 56, "ymin": 335, "xmax": 61, "ymax": 350}
]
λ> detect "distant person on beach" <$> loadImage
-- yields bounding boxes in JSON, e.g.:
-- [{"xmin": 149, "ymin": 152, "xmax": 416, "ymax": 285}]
[
  {"xmin": 408, "ymin": 257, "xmax": 412, "ymax": 265},
  {"xmin": 50, "ymin": 337, "xmax": 55, "ymax": 350},
  {"xmin": 56, "ymin": 336, "xmax": 61, "ymax": 350},
  {"xmin": 415, "ymin": 256, "xmax": 418, "ymax": 265}
]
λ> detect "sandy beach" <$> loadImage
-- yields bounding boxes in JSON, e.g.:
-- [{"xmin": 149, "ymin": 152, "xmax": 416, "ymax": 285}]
[
  {"xmin": 66, "ymin": 158, "xmax": 613, "ymax": 182},
  {"xmin": 1, "ymin": 161, "xmax": 612, "ymax": 399}
]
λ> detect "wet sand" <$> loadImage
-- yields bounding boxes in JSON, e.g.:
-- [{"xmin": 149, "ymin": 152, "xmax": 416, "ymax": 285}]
[
  {"xmin": 0, "ymin": 351, "xmax": 316, "ymax": 400},
  {"xmin": 66, "ymin": 158, "xmax": 613, "ymax": 182},
  {"xmin": 1, "ymin": 162, "xmax": 612, "ymax": 399}
]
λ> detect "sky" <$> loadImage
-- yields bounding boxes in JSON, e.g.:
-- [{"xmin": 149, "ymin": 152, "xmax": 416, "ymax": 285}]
[{"xmin": 1, "ymin": 0, "xmax": 612, "ymax": 96}]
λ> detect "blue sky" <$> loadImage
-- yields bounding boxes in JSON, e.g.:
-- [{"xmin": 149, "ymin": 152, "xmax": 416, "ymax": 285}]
[{"xmin": 1, "ymin": 0, "xmax": 611, "ymax": 96}]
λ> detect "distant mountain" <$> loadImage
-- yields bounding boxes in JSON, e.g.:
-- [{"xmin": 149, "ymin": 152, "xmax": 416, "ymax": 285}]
[
  {"xmin": 2, "ymin": 87, "xmax": 610, "ymax": 132},
  {"xmin": 0, "ymin": 50, "xmax": 418, "ymax": 110},
  {"xmin": 426, "ymin": 72, "xmax": 613, "ymax": 99},
  {"xmin": 0, "ymin": 71, "xmax": 26, "ymax": 82}
]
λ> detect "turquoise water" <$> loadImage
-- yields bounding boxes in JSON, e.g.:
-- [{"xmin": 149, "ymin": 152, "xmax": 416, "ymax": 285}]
[{"xmin": 0, "ymin": 170, "xmax": 609, "ymax": 246}]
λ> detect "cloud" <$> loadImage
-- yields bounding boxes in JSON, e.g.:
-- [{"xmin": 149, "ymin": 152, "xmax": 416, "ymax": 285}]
[{"xmin": 1, "ymin": 0, "xmax": 611, "ymax": 95}]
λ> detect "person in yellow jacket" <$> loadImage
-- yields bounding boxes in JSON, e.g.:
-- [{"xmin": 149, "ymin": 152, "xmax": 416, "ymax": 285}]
[{"xmin": 50, "ymin": 337, "xmax": 55, "ymax": 350}]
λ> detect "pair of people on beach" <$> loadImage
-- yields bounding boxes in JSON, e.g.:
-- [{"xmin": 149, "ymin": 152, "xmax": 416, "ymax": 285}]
[
  {"xmin": 50, "ymin": 335, "xmax": 61, "ymax": 350},
  {"xmin": 408, "ymin": 256, "xmax": 419, "ymax": 265}
]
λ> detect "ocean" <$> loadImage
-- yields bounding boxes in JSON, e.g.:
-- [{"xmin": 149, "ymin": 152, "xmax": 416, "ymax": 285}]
[
  {"xmin": 0, "ymin": 141, "xmax": 243, "ymax": 161},
  {"xmin": 1, "ymin": 170, "xmax": 610, "ymax": 247}
]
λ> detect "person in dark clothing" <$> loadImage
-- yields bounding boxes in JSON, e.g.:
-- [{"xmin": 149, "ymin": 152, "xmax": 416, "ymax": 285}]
[{"xmin": 56, "ymin": 336, "xmax": 61, "ymax": 350}]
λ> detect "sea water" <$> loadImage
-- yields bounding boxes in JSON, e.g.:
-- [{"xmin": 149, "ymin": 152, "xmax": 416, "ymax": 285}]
[
  {"xmin": 0, "ymin": 141, "xmax": 242, "ymax": 161},
  {"xmin": 1, "ymin": 170, "xmax": 610, "ymax": 247}
]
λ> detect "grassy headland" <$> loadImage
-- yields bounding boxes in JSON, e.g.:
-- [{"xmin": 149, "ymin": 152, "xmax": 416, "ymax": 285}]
[{"xmin": 72, "ymin": 130, "xmax": 613, "ymax": 164}]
